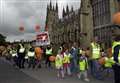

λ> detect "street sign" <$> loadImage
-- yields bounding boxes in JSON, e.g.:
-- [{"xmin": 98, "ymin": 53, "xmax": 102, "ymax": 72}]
[{"xmin": 35, "ymin": 31, "xmax": 50, "ymax": 46}]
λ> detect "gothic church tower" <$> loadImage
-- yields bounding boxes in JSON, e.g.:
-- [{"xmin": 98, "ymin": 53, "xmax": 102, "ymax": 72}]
[
  {"xmin": 45, "ymin": 1, "xmax": 59, "ymax": 44},
  {"xmin": 80, "ymin": 0, "xmax": 93, "ymax": 47}
]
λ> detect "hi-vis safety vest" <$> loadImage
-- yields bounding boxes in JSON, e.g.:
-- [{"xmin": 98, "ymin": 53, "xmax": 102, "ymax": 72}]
[
  {"xmin": 79, "ymin": 49, "xmax": 82, "ymax": 55},
  {"xmin": 79, "ymin": 58, "xmax": 88, "ymax": 71},
  {"xmin": 46, "ymin": 49, "xmax": 52, "ymax": 55},
  {"xmin": 112, "ymin": 41, "xmax": 120, "ymax": 63},
  {"xmin": 27, "ymin": 51, "xmax": 35, "ymax": 57},
  {"xmin": 91, "ymin": 42, "xmax": 101, "ymax": 59},
  {"xmin": 11, "ymin": 49, "xmax": 17, "ymax": 57},
  {"xmin": 55, "ymin": 54, "xmax": 63, "ymax": 69},
  {"xmin": 19, "ymin": 44, "xmax": 25, "ymax": 53},
  {"xmin": 63, "ymin": 53, "xmax": 71, "ymax": 64},
  {"xmin": 104, "ymin": 57, "xmax": 115, "ymax": 68}
]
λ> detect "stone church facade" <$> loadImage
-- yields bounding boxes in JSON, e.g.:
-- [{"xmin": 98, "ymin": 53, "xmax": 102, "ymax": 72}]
[
  {"xmin": 91, "ymin": 0, "xmax": 120, "ymax": 48},
  {"xmin": 45, "ymin": 0, "xmax": 93, "ymax": 49}
]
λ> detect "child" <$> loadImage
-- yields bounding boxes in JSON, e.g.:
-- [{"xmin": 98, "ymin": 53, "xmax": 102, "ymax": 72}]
[
  {"xmin": 63, "ymin": 49, "xmax": 71, "ymax": 76},
  {"xmin": 55, "ymin": 50, "xmax": 64, "ymax": 78},
  {"xmin": 77, "ymin": 50, "xmax": 90, "ymax": 82}
]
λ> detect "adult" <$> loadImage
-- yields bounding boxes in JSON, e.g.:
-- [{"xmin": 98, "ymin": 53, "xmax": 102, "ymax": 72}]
[
  {"xmin": 90, "ymin": 37, "xmax": 102, "ymax": 79},
  {"xmin": 27, "ymin": 46, "xmax": 35, "ymax": 69},
  {"xmin": 45, "ymin": 45, "xmax": 53, "ymax": 68},
  {"xmin": 35, "ymin": 46, "xmax": 43, "ymax": 68},
  {"xmin": 70, "ymin": 42, "xmax": 79, "ymax": 74},
  {"xmin": 17, "ymin": 43, "xmax": 26, "ymax": 69},
  {"xmin": 112, "ymin": 35, "xmax": 120, "ymax": 83}
]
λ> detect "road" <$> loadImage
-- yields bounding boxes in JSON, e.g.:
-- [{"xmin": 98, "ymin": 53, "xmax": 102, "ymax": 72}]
[{"xmin": 0, "ymin": 57, "xmax": 114, "ymax": 83}]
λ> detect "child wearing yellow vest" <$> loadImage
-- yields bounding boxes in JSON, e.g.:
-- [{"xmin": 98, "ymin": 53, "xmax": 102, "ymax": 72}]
[
  {"xmin": 55, "ymin": 50, "xmax": 64, "ymax": 78},
  {"xmin": 77, "ymin": 50, "xmax": 90, "ymax": 82},
  {"xmin": 63, "ymin": 49, "xmax": 71, "ymax": 77}
]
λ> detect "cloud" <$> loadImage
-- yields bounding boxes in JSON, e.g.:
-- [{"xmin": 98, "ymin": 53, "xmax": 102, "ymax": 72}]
[{"xmin": 0, "ymin": 0, "xmax": 80, "ymax": 42}]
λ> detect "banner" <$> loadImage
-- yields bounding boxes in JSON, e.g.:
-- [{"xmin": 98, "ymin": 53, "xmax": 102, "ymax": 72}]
[{"xmin": 35, "ymin": 31, "xmax": 50, "ymax": 46}]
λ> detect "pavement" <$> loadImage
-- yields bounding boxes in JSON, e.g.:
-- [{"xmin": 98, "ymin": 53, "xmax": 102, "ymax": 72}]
[{"xmin": 0, "ymin": 57, "xmax": 114, "ymax": 83}]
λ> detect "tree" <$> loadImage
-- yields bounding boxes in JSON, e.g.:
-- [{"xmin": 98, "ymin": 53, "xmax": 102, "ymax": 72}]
[{"xmin": 0, "ymin": 34, "xmax": 6, "ymax": 45}]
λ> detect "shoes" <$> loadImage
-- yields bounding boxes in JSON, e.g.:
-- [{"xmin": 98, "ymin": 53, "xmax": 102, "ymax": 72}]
[
  {"xmin": 77, "ymin": 74, "xmax": 81, "ymax": 79},
  {"xmin": 21, "ymin": 66, "xmax": 25, "ymax": 69},
  {"xmin": 38, "ymin": 65, "xmax": 41, "ymax": 68},
  {"xmin": 84, "ymin": 78, "xmax": 90, "ymax": 82},
  {"xmin": 57, "ymin": 74, "xmax": 60, "ymax": 78}
]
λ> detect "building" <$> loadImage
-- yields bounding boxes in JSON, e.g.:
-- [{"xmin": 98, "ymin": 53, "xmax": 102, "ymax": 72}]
[
  {"xmin": 118, "ymin": 0, "xmax": 120, "ymax": 10},
  {"xmin": 91, "ymin": 0, "xmax": 120, "ymax": 48},
  {"xmin": 45, "ymin": 0, "xmax": 93, "ymax": 49}
]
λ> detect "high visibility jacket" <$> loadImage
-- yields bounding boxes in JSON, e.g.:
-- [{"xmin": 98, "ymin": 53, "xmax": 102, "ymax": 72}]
[
  {"xmin": 63, "ymin": 53, "xmax": 71, "ymax": 64},
  {"xmin": 91, "ymin": 42, "xmax": 101, "ymax": 59},
  {"xmin": 19, "ymin": 44, "xmax": 25, "ymax": 53},
  {"xmin": 55, "ymin": 54, "xmax": 63, "ymax": 68},
  {"xmin": 11, "ymin": 49, "xmax": 17, "ymax": 57},
  {"xmin": 104, "ymin": 57, "xmax": 115, "ymax": 68},
  {"xmin": 81, "ymin": 50, "xmax": 86, "ymax": 55},
  {"xmin": 27, "ymin": 51, "xmax": 35, "ymax": 57},
  {"xmin": 46, "ymin": 49, "xmax": 52, "ymax": 55},
  {"xmin": 112, "ymin": 41, "xmax": 120, "ymax": 63},
  {"xmin": 79, "ymin": 49, "xmax": 82, "ymax": 55},
  {"xmin": 10, "ymin": 49, "xmax": 16, "ymax": 54},
  {"xmin": 79, "ymin": 58, "xmax": 88, "ymax": 71},
  {"xmin": 112, "ymin": 41, "xmax": 120, "ymax": 53}
]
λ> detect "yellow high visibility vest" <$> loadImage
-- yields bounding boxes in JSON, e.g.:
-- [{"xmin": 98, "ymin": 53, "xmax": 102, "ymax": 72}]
[
  {"xmin": 63, "ymin": 53, "xmax": 71, "ymax": 64},
  {"xmin": 91, "ymin": 42, "xmax": 101, "ymax": 59},
  {"xmin": 46, "ymin": 49, "xmax": 52, "ymax": 55},
  {"xmin": 79, "ymin": 59, "xmax": 88, "ymax": 71},
  {"xmin": 11, "ymin": 49, "xmax": 17, "ymax": 57},
  {"xmin": 112, "ymin": 41, "xmax": 120, "ymax": 63},
  {"xmin": 79, "ymin": 49, "xmax": 82, "ymax": 55},
  {"xmin": 55, "ymin": 54, "xmax": 63, "ymax": 68},
  {"xmin": 27, "ymin": 51, "xmax": 35, "ymax": 57},
  {"xmin": 104, "ymin": 57, "xmax": 115, "ymax": 68},
  {"xmin": 112, "ymin": 42, "xmax": 120, "ymax": 54},
  {"xmin": 19, "ymin": 44, "xmax": 25, "ymax": 53}
]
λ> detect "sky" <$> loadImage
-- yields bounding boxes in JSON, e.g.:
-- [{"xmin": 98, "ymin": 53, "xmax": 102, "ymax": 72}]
[{"xmin": 0, "ymin": 0, "xmax": 80, "ymax": 42}]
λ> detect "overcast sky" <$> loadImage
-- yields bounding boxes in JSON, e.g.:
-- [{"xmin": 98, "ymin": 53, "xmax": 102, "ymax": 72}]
[{"xmin": 0, "ymin": 0, "xmax": 80, "ymax": 42}]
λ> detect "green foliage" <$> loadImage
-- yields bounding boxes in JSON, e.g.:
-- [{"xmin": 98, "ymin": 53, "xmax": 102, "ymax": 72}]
[{"xmin": 0, "ymin": 34, "xmax": 6, "ymax": 45}]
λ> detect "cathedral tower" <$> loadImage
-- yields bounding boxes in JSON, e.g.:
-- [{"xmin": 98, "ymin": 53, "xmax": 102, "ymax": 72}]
[{"xmin": 80, "ymin": 0, "xmax": 93, "ymax": 47}]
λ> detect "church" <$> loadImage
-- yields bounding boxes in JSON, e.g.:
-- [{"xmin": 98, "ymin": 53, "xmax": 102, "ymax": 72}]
[{"xmin": 45, "ymin": 0, "xmax": 93, "ymax": 49}]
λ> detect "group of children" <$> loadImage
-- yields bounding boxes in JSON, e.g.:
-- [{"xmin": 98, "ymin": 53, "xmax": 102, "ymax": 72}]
[
  {"xmin": 55, "ymin": 47, "xmax": 90, "ymax": 82},
  {"xmin": 8, "ymin": 43, "xmax": 114, "ymax": 82}
]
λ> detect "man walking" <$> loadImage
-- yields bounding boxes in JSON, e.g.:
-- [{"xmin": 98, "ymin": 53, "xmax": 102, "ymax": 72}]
[{"xmin": 17, "ymin": 43, "xmax": 26, "ymax": 69}]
